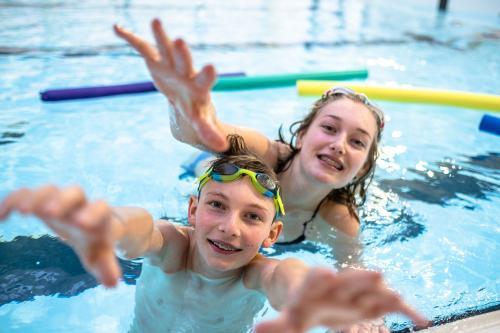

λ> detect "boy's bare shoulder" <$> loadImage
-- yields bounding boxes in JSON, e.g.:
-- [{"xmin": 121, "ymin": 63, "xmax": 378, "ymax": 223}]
[
  {"xmin": 150, "ymin": 220, "xmax": 192, "ymax": 273},
  {"xmin": 242, "ymin": 254, "xmax": 280, "ymax": 291}
]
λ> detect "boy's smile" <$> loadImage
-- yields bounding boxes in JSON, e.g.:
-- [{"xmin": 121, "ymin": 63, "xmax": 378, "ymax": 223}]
[
  {"xmin": 207, "ymin": 238, "xmax": 242, "ymax": 254},
  {"xmin": 188, "ymin": 177, "xmax": 282, "ymax": 279}
]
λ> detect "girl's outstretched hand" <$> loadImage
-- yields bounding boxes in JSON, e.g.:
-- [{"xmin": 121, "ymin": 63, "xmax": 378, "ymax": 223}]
[
  {"xmin": 255, "ymin": 268, "xmax": 428, "ymax": 333},
  {"xmin": 114, "ymin": 18, "xmax": 228, "ymax": 152},
  {"xmin": 0, "ymin": 185, "xmax": 121, "ymax": 287}
]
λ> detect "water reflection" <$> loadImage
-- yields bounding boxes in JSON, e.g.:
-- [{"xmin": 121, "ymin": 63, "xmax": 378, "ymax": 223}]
[
  {"xmin": 379, "ymin": 152, "xmax": 499, "ymax": 209},
  {"xmin": 0, "ymin": 235, "xmax": 141, "ymax": 306},
  {"xmin": 0, "ymin": 131, "xmax": 24, "ymax": 146},
  {"xmin": 362, "ymin": 206, "xmax": 426, "ymax": 247}
]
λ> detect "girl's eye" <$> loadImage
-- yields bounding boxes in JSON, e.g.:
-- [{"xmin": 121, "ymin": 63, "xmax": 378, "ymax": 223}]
[
  {"xmin": 321, "ymin": 124, "xmax": 337, "ymax": 133},
  {"xmin": 352, "ymin": 139, "xmax": 367, "ymax": 149},
  {"xmin": 245, "ymin": 212, "xmax": 264, "ymax": 223}
]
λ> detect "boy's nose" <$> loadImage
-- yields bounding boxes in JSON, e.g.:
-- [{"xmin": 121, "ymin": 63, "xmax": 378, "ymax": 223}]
[{"xmin": 217, "ymin": 214, "xmax": 241, "ymax": 237}]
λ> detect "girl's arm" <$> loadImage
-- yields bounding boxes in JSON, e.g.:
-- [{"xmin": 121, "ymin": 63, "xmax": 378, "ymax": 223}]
[{"xmin": 115, "ymin": 19, "xmax": 285, "ymax": 168}]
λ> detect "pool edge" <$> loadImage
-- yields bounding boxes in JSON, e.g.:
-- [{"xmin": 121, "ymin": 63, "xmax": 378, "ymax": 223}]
[{"xmin": 420, "ymin": 310, "xmax": 500, "ymax": 332}]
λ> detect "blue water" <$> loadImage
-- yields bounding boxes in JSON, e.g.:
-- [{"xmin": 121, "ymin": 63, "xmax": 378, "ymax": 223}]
[{"xmin": 0, "ymin": 0, "xmax": 499, "ymax": 332}]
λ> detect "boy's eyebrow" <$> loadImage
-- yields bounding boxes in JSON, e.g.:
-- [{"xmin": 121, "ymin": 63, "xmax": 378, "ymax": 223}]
[
  {"xmin": 205, "ymin": 191, "xmax": 272, "ymax": 213},
  {"xmin": 323, "ymin": 114, "xmax": 372, "ymax": 139},
  {"xmin": 205, "ymin": 191, "xmax": 229, "ymax": 200}
]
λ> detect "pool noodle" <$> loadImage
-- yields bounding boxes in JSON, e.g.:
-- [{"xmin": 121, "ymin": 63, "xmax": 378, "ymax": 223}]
[
  {"xmin": 479, "ymin": 114, "xmax": 500, "ymax": 136},
  {"xmin": 211, "ymin": 69, "xmax": 368, "ymax": 91},
  {"xmin": 40, "ymin": 70, "xmax": 368, "ymax": 102},
  {"xmin": 40, "ymin": 72, "xmax": 245, "ymax": 102},
  {"xmin": 296, "ymin": 81, "xmax": 500, "ymax": 112}
]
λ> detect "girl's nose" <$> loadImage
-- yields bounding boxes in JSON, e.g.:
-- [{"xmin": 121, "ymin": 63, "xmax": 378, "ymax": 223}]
[{"xmin": 329, "ymin": 135, "xmax": 346, "ymax": 155}]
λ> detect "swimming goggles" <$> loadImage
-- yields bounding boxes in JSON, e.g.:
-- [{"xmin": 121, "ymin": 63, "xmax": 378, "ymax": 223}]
[
  {"xmin": 197, "ymin": 163, "xmax": 285, "ymax": 218},
  {"xmin": 324, "ymin": 86, "xmax": 385, "ymax": 129}
]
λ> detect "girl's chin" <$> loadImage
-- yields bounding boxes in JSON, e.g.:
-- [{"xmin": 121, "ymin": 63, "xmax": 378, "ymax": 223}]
[{"xmin": 309, "ymin": 165, "xmax": 349, "ymax": 187}]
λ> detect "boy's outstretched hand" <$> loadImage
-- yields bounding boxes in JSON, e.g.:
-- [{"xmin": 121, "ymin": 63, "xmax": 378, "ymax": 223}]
[
  {"xmin": 114, "ymin": 18, "xmax": 228, "ymax": 152},
  {"xmin": 0, "ymin": 185, "xmax": 121, "ymax": 287},
  {"xmin": 255, "ymin": 268, "xmax": 428, "ymax": 333}
]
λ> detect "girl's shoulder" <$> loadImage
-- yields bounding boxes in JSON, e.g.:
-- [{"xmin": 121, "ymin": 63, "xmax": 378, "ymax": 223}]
[{"xmin": 318, "ymin": 201, "xmax": 360, "ymax": 237}]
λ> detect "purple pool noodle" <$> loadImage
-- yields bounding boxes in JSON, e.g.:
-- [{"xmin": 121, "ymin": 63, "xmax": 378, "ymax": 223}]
[
  {"xmin": 479, "ymin": 114, "xmax": 500, "ymax": 136},
  {"xmin": 40, "ymin": 72, "xmax": 245, "ymax": 102}
]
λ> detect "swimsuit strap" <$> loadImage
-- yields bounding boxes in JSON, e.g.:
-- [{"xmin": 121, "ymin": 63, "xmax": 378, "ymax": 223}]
[{"xmin": 276, "ymin": 197, "xmax": 326, "ymax": 245}]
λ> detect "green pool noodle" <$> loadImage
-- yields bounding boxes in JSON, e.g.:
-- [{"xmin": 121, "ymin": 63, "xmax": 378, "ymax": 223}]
[{"xmin": 212, "ymin": 69, "xmax": 368, "ymax": 91}]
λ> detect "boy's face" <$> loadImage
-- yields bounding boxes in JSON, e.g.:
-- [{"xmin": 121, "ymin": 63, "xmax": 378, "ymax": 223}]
[{"xmin": 188, "ymin": 177, "xmax": 282, "ymax": 276}]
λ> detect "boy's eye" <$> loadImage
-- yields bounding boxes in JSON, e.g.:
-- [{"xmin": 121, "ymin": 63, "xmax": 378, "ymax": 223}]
[
  {"xmin": 207, "ymin": 200, "xmax": 225, "ymax": 210},
  {"xmin": 245, "ymin": 212, "xmax": 264, "ymax": 223}
]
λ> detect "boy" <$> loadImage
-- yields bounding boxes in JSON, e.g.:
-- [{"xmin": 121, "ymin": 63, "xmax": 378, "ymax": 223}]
[{"xmin": 0, "ymin": 137, "xmax": 426, "ymax": 333}]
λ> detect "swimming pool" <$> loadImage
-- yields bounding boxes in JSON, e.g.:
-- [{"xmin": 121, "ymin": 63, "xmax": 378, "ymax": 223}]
[{"xmin": 0, "ymin": 0, "xmax": 499, "ymax": 331}]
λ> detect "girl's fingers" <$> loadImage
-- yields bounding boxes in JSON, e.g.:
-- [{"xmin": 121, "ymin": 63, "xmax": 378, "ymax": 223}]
[
  {"xmin": 193, "ymin": 119, "xmax": 228, "ymax": 152},
  {"xmin": 152, "ymin": 18, "xmax": 174, "ymax": 67},
  {"xmin": 194, "ymin": 64, "xmax": 217, "ymax": 92},
  {"xmin": 113, "ymin": 24, "xmax": 159, "ymax": 61},
  {"xmin": 173, "ymin": 38, "xmax": 194, "ymax": 77}
]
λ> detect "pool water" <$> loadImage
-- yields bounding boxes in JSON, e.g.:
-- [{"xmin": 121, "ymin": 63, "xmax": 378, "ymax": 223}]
[{"xmin": 0, "ymin": 0, "xmax": 499, "ymax": 332}]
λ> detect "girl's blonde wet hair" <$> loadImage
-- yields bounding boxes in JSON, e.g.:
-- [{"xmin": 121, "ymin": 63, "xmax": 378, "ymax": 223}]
[{"xmin": 277, "ymin": 87, "xmax": 385, "ymax": 221}]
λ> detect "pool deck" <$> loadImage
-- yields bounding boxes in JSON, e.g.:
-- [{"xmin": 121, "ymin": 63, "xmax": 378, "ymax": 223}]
[{"xmin": 420, "ymin": 310, "xmax": 500, "ymax": 333}]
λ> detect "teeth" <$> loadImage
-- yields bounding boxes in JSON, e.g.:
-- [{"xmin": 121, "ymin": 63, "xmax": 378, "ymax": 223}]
[
  {"xmin": 319, "ymin": 155, "xmax": 343, "ymax": 170},
  {"xmin": 212, "ymin": 240, "xmax": 238, "ymax": 251}
]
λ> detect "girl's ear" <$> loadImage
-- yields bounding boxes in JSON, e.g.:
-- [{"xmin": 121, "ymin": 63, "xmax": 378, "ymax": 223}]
[
  {"xmin": 262, "ymin": 221, "xmax": 283, "ymax": 248},
  {"xmin": 187, "ymin": 195, "xmax": 198, "ymax": 226},
  {"xmin": 296, "ymin": 131, "xmax": 304, "ymax": 149}
]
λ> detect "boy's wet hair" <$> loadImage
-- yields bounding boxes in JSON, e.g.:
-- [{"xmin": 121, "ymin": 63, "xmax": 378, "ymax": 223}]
[{"xmin": 209, "ymin": 134, "xmax": 280, "ymax": 187}]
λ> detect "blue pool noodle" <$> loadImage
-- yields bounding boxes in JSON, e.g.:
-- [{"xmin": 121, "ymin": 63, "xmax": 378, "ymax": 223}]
[
  {"xmin": 479, "ymin": 114, "xmax": 500, "ymax": 136},
  {"xmin": 40, "ymin": 72, "xmax": 245, "ymax": 102}
]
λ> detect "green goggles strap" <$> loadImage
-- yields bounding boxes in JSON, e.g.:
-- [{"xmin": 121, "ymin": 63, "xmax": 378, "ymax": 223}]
[{"xmin": 197, "ymin": 167, "xmax": 285, "ymax": 217}]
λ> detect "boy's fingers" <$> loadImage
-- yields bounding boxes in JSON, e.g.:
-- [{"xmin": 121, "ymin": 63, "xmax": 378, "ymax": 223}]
[
  {"xmin": 42, "ymin": 186, "xmax": 85, "ymax": 220},
  {"xmin": 0, "ymin": 191, "xmax": 18, "ymax": 220},
  {"xmin": 394, "ymin": 301, "xmax": 429, "ymax": 328},
  {"xmin": 0, "ymin": 188, "xmax": 33, "ymax": 218},
  {"xmin": 152, "ymin": 18, "xmax": 174, "ymax": 67},
  {"xmin": 73, "ymin": 200, "xmax": 111, "ymax": 233},
  {"xmin": 94, "ymin": 250, "xmax": 122, "ymax": 288},
  {"xmin": 329, "ymin": 270, "xmax": 382, "ymax": 302},
  {"xmin": 173, "ymin": 38, "xmax": 194, "ymax": 77},
  {"xmin": 113, "ymin": 24, "xmax": 159, "ymax": 61}
]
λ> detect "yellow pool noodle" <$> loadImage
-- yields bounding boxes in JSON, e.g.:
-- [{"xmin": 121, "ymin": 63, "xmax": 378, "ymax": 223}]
[{"xmin": 297, "ymin": 81, "xmax": 500, "ymax": 112}]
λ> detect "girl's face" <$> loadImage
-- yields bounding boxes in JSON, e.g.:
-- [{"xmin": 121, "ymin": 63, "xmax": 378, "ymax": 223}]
[
  {"xmin": 188, "ymin": 178, "xmax": 282, "ymax": 278},
  {"xmin": 296, "ymin": 98, "xmax": 378, "ymax": 188}
]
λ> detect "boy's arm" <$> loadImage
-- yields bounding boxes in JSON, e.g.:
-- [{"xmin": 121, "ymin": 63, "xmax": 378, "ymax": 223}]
[
  {"xmin": 244, "ymin": 254, "xmax": 309, "ymax": 310},
  {"xmin": 244, "ymin": 256, "xmax": 428, "ymax": 333},
  {"xmin": 114, "ymin": 19, "xmax": 285, "ymax": 168},
  {"xmin": 0, "ymin": 185, "xmax": 186, "ymax": 287}
]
